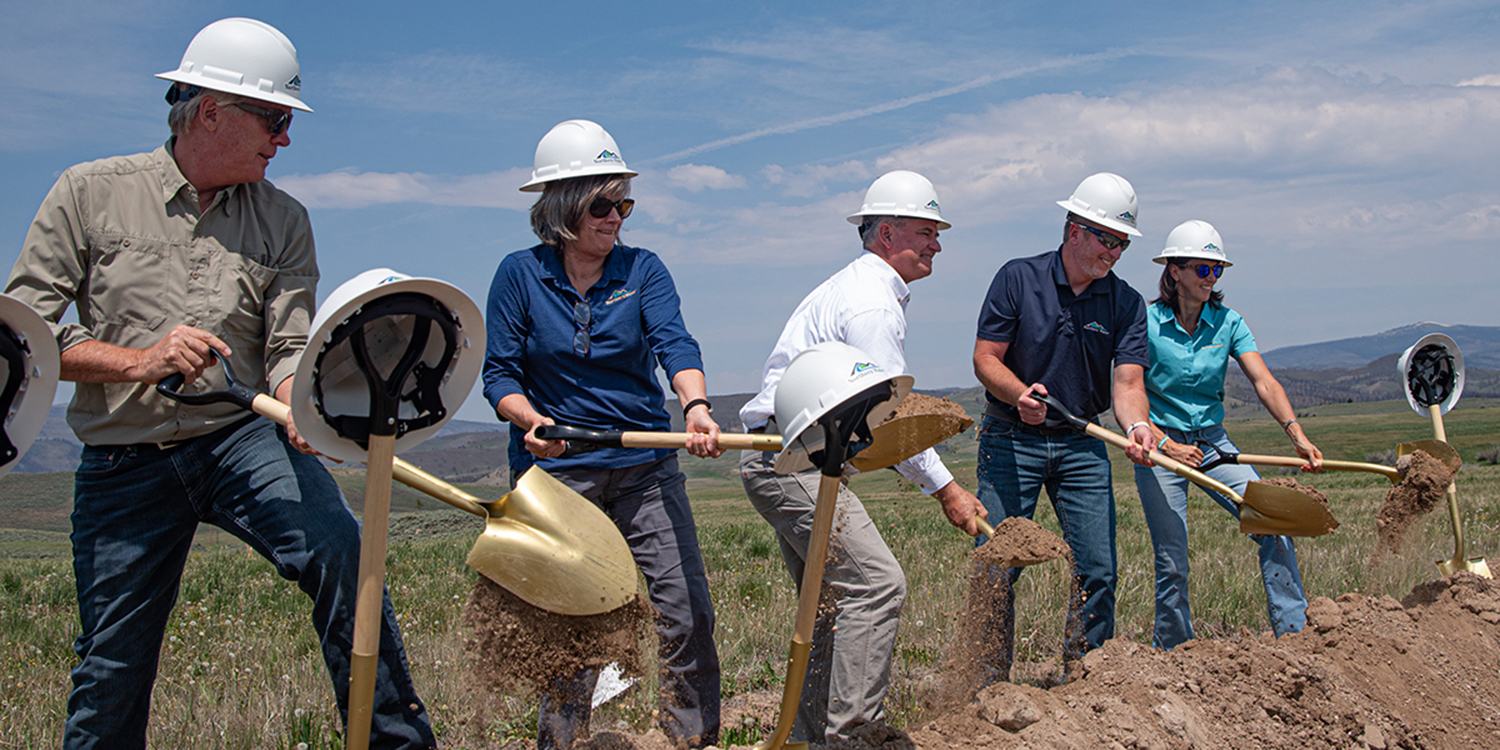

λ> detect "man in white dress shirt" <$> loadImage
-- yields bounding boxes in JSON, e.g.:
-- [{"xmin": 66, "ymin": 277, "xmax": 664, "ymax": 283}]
[{"xmin": 738, "ymin": 170, "xmax": 986, "ymax": 744}]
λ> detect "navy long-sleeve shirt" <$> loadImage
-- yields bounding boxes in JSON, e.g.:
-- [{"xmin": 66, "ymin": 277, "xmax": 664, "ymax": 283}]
[{"xmin": 483, "ymin": 243, "xmax": 704, "ymax": 473}]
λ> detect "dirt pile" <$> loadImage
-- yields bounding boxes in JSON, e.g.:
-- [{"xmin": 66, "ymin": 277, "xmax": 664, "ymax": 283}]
[
  {"xmin": 906, "ymin": 572, "xmax": 1500, "ymax": 750},
  {"xmin": 973, "ymin": 517, "xmax": 1070, "ymax": 569},
  {"xmin": 888, "ymin": 394, "xmax": 970, "ymax": 422},
  {"xmin": 1255, "ymin": 476, "xmax": 1331, "ymax": 509},
  {"xmin": 1377, "ymin": 450, "xmax": 1459, "ymax": 553},
  {"xmin": 567, "ymin": 574, "xmax": 1500, "ymax": 750}
]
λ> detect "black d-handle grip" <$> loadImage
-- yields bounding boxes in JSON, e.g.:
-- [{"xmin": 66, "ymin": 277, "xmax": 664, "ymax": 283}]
[
  {"xmin": 1032, "ymin": 392, "xmax": 1089, "ymax": 432},
  {"xmin": 533, "ymin": 424, "xmax": 623, "ymax": 448},
  {"xmin": 154, "ymin": 350, "xmax": 259, "ymax": 411}
]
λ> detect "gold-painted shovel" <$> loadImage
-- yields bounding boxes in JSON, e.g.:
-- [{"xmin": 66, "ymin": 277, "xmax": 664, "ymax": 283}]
[
  {"xmin": 1036, "ymin": 394, "xmax": 1338, "ymax": 537},
  {"xmin": 156, "ymin": 362, "xmax": 637, "ymax": 617},
  {"xmin": 1411, "ymin": 407, "xmax": 1490, "ymax": 577}
]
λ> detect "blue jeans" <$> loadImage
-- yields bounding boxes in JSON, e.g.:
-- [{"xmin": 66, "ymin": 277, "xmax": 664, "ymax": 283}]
[
  {"xmin": 524, "ymin": 456, "xmax": 720, "ymax": 750},
  {"xmin": 1133, "ymin": 424, "xmax": 1306, "ymax": 650},
  {"xmin": 975, "ymin": 415, "xmax": 1117, "ymax": 682},
  {"xmin": 66, "ymin": 416, "xmax": 435, "ymax": 750}
]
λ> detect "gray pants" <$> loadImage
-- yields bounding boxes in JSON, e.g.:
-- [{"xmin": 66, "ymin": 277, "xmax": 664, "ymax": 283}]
[
  {"xmin": 739, "ymin": 436, "xmax": 906, "ymax": 744},
  {"xmin": 524, "ymin": 456, "xmax": 720, "ymax": 749}
]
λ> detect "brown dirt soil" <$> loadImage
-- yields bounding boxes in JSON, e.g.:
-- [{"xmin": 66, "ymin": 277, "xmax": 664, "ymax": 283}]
[
  {"xmin": 973, "ymin": 517, "xmax": 1070, "ymax": 568},
  {"xmin": 1255, "ymin": 476, "xmax": 1331, "ymax": 508},
  {"xmin": 888, "ymin": 393, "xmax": 970, "ymax": 422},
  {"xmin": 561, "ymin": 573, "xmax": 1500, "ymax": 750},
  {"xmin": 462, "ymin": 576, "xmax": 652, "ymax": 699},
  {"xmin": 1377, "ymin": 450, "xmax": 1459, "ymax": 554}
]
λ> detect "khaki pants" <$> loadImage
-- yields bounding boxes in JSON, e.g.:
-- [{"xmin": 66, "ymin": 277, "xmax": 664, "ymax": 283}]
[{"xmin": 739, "ymin": 429, "xmax": 905, "ymax": 744}]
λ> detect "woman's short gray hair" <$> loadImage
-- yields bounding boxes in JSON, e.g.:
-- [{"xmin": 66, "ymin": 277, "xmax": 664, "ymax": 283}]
[
  {"xmin": 530, "ymin": 174, "xmax": 633, "ymax": 248},
  {"xmin": 167, "ymin": 85, "xmax": 249, "ymax": 138}
]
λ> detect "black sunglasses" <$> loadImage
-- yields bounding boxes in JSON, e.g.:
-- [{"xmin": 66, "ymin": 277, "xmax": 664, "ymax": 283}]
[
  {"xmin": 1073, "ymin": 221, "xmax": 1130, "ymax": 251},
  {"xmin": 572, "ymin": 301, "xmax": 592, "ymax": 357},
  {"xmin": 232, "ymin": 103, "xmax": 292, "ymax": 136},
  {"xmin": 588, "ymin": 196, "xmax": 634, "ymax": 220}
]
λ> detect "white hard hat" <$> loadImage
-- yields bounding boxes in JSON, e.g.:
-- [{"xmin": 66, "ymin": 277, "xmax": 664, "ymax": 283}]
[
  {"xmin": 1057, "ymin": 172, "xmax": 1141, "ymax": 237},
  {"xmin": 772, "ymin": 341, "xmax": 914, "ymax": 474},
  {"xmin": 846, "ymin": 170, "xmax": 952, "ymax": 230},
  {"xmin": 0, "ymin": 294, "xmax": 60, "ymax": 479},
  {"xmin": 292, "ymin": 269, "xmax": 483, "ymax": 462},
  {"xmin": 1155, "ymin": 220, "xmax": 1232, "ymax": 266},
  {"xmin": 1398, "ymin": 333, "xmax": 1465, "ymax": 417},
  {"xmin": 519, "ymin": 119, "xmax": 638, "ymax": 192},
  {"xmin": 156, "ymin": 18, "xmax": 312, "ymax": 112}
]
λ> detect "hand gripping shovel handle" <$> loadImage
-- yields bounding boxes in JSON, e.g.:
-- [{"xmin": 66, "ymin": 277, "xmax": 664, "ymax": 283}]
[
  {"xmin": 1032, "ymin": 393, "xmax": 1247, "ymax": 504},
  {"xmin": 156, "ymin": 362, "xmax": 489, "ymax": 519},
  {"xmin": 533, "ymin": 424, "xmax": 783, "ymax": 451}
]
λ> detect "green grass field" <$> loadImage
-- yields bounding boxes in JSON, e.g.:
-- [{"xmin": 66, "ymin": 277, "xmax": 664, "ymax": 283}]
[{"xmin": 2, "ymin": 399, "xmax": 1497, "ymax": 747}]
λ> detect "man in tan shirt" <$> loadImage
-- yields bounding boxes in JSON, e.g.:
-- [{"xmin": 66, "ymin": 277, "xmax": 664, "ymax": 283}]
[{"xmin": 5, "ymin": 19, "xmax": 436, "ymax": 749}]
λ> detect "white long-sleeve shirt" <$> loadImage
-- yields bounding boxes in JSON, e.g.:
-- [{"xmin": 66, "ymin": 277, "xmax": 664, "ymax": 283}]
[{"xmin": 740, "ymin": 251, "xmax": 955, "ymax": 493}]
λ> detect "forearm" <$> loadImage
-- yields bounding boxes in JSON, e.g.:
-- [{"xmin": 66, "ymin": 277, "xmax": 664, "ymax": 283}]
[
  {"xmin": 973, "ymin": 340, "xmax": 1026, "ymax": 405},
  {"xmin": 59, "ymin": 340, "xmax": 146, "ymax": 383},
  {"xmin": 496, "ymin": 393, "xmax": 548, "ymax": 430},
  {"xmin": 670, "ymin": 368, "xmax": 708, "ymax": 408}
]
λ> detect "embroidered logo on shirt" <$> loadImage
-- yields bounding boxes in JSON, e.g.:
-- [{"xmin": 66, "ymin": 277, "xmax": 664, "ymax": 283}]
[
  {"xmin": 605, "ymin": 288, "xmax": 637, "ymax": 305},
  {"xmin": 596, "ymin": 149, "xmax": 623, "ymax": 163},
  {"xmin": 1084, "ymin": 321, "xmax": 1110, "ymax": 335}
]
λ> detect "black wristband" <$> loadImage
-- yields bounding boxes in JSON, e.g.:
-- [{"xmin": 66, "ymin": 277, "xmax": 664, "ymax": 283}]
[{"xmin": 683, "ymin": 398, "xmax": 713, "ymax": 417}]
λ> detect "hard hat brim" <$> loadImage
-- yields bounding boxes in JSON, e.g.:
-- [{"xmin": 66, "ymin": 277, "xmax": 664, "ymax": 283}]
[{"xmin": 0, "ymin": 294, "xmax": 61, "ymax": 479}]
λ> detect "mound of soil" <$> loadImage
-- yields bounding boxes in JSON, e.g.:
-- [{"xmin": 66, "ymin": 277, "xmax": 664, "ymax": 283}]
[
  {"xmin": 1254, "ymin": 476, "xmax": 1331, "ymax": 509},
  {"xmin": 561, "ymin": 574, "xmax": 1500, "ymax": 750},
  {"xmin": 888, "ymin": 394, "xmax": 970, "ymax": 422},
  {"xmin": 1377, "ymin": 450, "xmax": 1459, "ymax": 554},
  {"xmin": 973, "ymin": 517, "xmax": 1070, "ymax": 568}
]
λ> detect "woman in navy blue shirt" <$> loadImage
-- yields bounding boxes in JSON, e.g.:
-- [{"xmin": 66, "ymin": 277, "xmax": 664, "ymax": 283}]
[{"xmin": 482, "ymin": 120, "xmax": 722, "ymax": 750}]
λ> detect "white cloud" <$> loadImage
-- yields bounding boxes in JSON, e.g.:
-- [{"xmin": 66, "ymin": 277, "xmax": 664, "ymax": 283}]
[
  {"xmin": 275, "ymin": 167, "xmax": 535, "ymax": 210},
  {"xmin": 665, "ymin": 164, "xmax": 746, "ymax": 192},
  {"xmin": 762, "ymin": 161, "xmax": 872, "ymax": 198},
  {"xmin": 1458, "ymin": 74, "xmax": 1500, "ymax": 87}
]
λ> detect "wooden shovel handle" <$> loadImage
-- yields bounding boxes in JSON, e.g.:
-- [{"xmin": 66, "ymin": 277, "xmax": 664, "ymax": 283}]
[
  {"xmin": 251, "ymin": 394, "xmax": 489, "ymax": 518},
  {"xmin": 1231, "ymin": 453, "xmax": 1400, "ymax": 482},
  {"xmin": 1080, "ymin": 421, "xmax": 1246, "ymax": 504},
  {"xmin": 535, "ymin": 424, "xmax": 783, "ymax": 451}
]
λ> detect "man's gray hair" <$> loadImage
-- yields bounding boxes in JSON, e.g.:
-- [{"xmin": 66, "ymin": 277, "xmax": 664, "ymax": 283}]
[
  {"xmin": 166, "ymin": 85, "xmax": 250, "ymax": 138},
  {"xmin": 858, "ymin": 215, "xmax": 907, "ymax": 250},
  {"xmin": 530, "ymin": 174, "xmax": 633, "ymax": 248}
]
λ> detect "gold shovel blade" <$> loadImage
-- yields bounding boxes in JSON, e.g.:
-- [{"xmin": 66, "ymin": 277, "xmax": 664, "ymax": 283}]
[
  {"xmin": 1438, "ymin": 556, "xmax": 1493, "ymax": 577},
  {"xmin": 466, "ymin": 466, "xmax": 638, "ymax": 616},
  {"xmin": 848, "ymin": 412, "xmax": 975, "ymax": 472},
  {"xmin": 1238, "ymin": 482, "xmax": 1339, "ymax": 537},
  {"xmin": 1397, "ymin": 439, "xmax": 1463, "ymax": 473}
]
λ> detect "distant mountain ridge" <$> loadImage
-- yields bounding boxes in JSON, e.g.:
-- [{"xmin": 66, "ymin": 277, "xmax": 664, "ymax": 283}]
[{"xmin": 1260, "ymin": 323, "xmax": 1499, "ymax": 370}]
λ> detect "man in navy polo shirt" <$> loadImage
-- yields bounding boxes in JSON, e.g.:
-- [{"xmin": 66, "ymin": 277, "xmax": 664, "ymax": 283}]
[{"xmin": 971, "ymin": 172, "xmax": 1156, "ymax": 683}]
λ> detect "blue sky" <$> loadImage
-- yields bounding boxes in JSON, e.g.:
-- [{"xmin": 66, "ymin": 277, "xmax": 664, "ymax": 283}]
[{"xmin": 4, "ymin": 1, "xmax": 1499, "ymax": 421}]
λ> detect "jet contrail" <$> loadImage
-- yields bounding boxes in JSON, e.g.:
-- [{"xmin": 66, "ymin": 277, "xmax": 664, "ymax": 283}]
[{"xmin": 639, "ymin": 51, "xmax": 1128, "ymax": 166}]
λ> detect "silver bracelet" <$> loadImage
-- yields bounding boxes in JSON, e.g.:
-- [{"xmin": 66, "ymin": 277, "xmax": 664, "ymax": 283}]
[{"xmin": 1125, "ymin": 421, "xmax": 1151, "ymax": 437}]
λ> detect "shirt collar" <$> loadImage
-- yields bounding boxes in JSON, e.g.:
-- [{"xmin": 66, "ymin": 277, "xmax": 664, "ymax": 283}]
[
  {"xmin": 158, "ymin": 137, "xmax": 240, "ymax": 216},
  {"xmin": 857, "ymin": 251, "xmax": 911, "ymax": 307},
  {"xmin": 533, "ymin": 243, "xmax": 630, "ymax": 295}
]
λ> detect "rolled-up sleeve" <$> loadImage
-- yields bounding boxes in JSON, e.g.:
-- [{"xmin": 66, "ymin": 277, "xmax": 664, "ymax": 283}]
[
  {"xmin": 5, "ymin": 170, "xmax": 93, "ymax": 351},
  {"xmin": 638, "ymin": 254, "xmax": 703, "ymax": 380},
  {"xmin": 263, "ymin": 205, "xmax": 317, "ymax": 394}
]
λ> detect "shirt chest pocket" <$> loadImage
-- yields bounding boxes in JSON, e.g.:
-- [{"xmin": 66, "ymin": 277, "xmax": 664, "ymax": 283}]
[
  {"xmin": 86, "ymin": 235, "xmax": 169, "ymax": 332},
  {"xmin": 217, "ymin": 252, "xmax": 278, "ymax": 341}
]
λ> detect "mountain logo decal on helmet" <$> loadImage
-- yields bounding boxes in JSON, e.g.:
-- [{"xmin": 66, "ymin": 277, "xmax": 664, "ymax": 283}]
[
  {"xmin": 851, "ymin": 361, "xmax": 881, "ymax": 378},
  {"xmin": 925, "ymin": 199, "xmax": 940, "ymax": 211},
  {"xmin": 1117, "ymin": 210, "xmax": 1136, "ymax": 223},
  {"xmin": 285, "ymin": 74, "xmax": 301, "ymax": 92},
  {"xmin": 596, "ymin": 149, "xmax": 623, "ymax": 163},
  {"xmin": 1203, "ymin": 242, "xmax": 1220, "ymax": 253},
  {"xmin": 1084, "ymin": 321, "xmax": 1110, "ymax": 335}
]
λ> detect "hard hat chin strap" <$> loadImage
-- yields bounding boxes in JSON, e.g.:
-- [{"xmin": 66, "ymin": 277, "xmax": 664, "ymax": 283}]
[
  {"xmin": 0, "ymin": 324, "xmax": 32, "ymax": 464},
  {"xmin": 1407, "ymin": 344, "xmax": 1456, "ymax": 408},
  {"xmin": 312, "ymin": 292, "xmax": 459, "ymax": 449}
]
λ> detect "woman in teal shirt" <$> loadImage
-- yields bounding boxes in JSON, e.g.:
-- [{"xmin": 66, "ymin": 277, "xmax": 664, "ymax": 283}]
[{"xmin": 1135, "ymin": 220, "xmax": 1323, "ymax": 650}]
